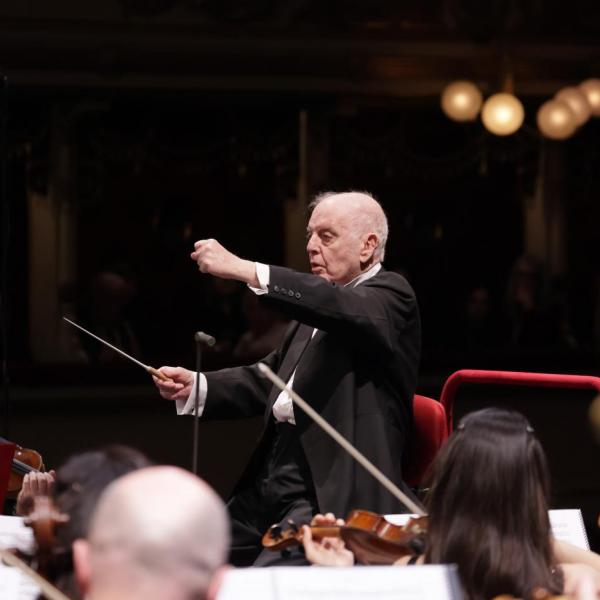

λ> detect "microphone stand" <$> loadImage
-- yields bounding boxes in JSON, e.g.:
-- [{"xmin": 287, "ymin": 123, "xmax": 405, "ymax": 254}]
[
  {"xmin": 192, "ymin": 336, "xmax": 202, "ymax": 475},
  {"xmin": 192, "ymin": 331, "xmax": 215, "ymax": 475}
]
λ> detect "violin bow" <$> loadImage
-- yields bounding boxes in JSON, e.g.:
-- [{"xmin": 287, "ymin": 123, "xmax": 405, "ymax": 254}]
[
  {"xmin": 258, "ymin": 363, "xmax": 426, "ymax": 516},
  {"xmin": 0, "ymin": 548, "xmax": 71, "ymax": 600}
]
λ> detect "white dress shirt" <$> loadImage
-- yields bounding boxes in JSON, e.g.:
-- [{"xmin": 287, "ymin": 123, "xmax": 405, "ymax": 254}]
[{"xmin": 176, "ymin": 262, "xmax": 382, "ymax": 423}]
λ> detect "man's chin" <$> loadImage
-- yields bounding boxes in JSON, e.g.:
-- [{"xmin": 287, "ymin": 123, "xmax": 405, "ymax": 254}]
[{"xmin": 311, "ymin": 268, "xmax": 331, "ymax": 281}]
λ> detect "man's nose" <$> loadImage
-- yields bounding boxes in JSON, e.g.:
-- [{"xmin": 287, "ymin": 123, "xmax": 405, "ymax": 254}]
[{"xmin": 306, "ymin": 233, "xmax": 318, "ymax": 254}]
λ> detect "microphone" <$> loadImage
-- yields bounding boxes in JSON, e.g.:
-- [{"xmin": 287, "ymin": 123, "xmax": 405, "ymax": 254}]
[{"xmin": 194, "ymin": 331, "xmax": 216, "ymax": 347}]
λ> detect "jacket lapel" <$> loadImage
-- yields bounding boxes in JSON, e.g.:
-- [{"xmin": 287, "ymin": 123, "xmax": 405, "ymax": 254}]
[{"xmin": 264, "ymin": 322, "xmax": 314, "ymax": 423}]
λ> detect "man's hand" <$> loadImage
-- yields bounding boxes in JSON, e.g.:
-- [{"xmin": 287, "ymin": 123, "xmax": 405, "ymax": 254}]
[
  {"xmin": 15, "ymin": 470, "xmax": 57, "ymax": 516},
  {"xmin": 152, "ymin": 366, "xmax": 195, "ymax": 401},
  {"xmin": 191, "ymin": 239, "xmax": 258, "ymax": 286}
]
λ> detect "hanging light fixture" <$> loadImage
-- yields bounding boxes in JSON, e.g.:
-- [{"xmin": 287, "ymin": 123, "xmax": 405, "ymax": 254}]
[
  {"xmin": 440, "ymin": 81, "xmax": 483, "ymax": 122},
  {"xmin": 536, "ymin": 99, "xmax": 577, "ymax": 140},
  {"xmin": 579, "ymin": 79, "xmax": 600, "ymax": 117},
  {"xmin": 555, "ymin": 87, "xmax": 591, "ymax": 127},
  {"xmin": 481, "ymin": 93, "xmax": 525, "ymax": 136},
  {"xmin": 480, "ymin": 54, "xmax": 524, "ymax": 137}
]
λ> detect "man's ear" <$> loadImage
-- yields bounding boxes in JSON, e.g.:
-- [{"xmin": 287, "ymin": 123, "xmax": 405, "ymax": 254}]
[
  {"xmin": 206, "ymin": 564, "xmax": 230, "ymax": 600},
  {"xmin": 72, "ymin": 538, "xmax": 92, "ymax": 597},
  {"xmin": 360, "ymin": 233, "xmax": 379, "ymax": 263}
]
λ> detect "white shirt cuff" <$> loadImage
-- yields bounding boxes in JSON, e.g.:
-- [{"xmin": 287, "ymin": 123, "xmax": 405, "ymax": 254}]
[
  {"xmin": 175, "ymin": 372, "xmax": 208, "ymax": 416},
  {"xmin": 248, "ymin": 262, "xmax": 269, "ymax": 295}
]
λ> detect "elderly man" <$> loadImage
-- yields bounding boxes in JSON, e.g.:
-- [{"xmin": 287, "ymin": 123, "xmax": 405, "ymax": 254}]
[
  {"xmin": 154, "ymin": 191, "xmax": 421, "ymax": 566},
  {"xmin": 72, "ymin": 466, "xmax": 229, "ymax": 600}
]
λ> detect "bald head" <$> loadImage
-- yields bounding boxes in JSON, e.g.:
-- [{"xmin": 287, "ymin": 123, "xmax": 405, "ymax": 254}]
[
  {"xmin": 78, "ymin": 466, "xmax": 229, "ymax": 600},
  {"xmin": 310, "ymin": 191, "xmax": 388, "ymax": 261},
  {"xmin": 306, "ymin": 191, "xmax": 388, "ymax": 284}
]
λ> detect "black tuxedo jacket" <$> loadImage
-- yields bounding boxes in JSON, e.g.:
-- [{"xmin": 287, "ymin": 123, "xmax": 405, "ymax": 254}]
[{"xmin": 203, "ymin": 265, "xmax": 421, "ymax": 517}]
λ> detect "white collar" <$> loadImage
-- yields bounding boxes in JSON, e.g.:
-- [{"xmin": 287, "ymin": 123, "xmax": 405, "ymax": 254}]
[{"xmin": 345, "ymin": 262, "xmax": 382, "ymax": 288}]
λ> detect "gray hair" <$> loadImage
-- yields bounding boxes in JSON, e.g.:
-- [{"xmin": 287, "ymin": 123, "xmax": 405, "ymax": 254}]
[{"xmin": 309, "ymin": 190, "xmax": 389, "ymax": 261}]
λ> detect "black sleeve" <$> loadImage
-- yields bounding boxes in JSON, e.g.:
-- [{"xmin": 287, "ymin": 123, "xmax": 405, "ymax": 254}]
[{"xmin": 265, "ymin": 266, "xmax": 417, "ymax": 357}]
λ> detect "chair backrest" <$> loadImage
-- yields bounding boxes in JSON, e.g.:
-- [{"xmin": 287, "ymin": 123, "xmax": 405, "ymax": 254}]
[
  {"xmin": 403, "ymin": 394, "xmax": 448, "ymax": 487},
  {"xmin": 439, "ymin": 369, "xmax": 600, "ymax": 433}
]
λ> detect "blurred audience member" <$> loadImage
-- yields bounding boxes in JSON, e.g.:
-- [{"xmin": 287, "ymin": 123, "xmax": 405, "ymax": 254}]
[
  {"xmin": 233, "ymin": 289, "xmax": 289, "ymax": 364},
  {"xmin": 200, "ymin": 278, "xmax": 246, "ymax": 358},
  {"xmin": 504, "ymin": 255, "xmax": 576, "ymax": 351},
  {"xmin": 70, "ymin": 268, "xmax": 141, "ymax": 364}
]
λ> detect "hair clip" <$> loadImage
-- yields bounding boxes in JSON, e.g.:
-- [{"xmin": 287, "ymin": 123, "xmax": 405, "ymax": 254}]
[
  {"xmin": 526, "ymin": 425, "xmax": 534, "ymax": 433},
  {"xmin": 456, "ymin": 423, "xmax": 465, "ymax": 430}
]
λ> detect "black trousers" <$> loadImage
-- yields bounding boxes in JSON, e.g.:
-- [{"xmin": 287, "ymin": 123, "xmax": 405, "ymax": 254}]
[{"xmin": 227, "ymin": 422, "xmax": 318, "ymax": 567}]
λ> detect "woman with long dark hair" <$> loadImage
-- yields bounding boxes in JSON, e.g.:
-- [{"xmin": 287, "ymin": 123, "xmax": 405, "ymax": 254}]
[{"xmin": 304, "ymin": 408, "xmax": 600, "ymax": 599}]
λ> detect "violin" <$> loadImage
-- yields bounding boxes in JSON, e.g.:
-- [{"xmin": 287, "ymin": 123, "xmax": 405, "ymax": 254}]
[
  {"xmin": 262, "ymin": 509, "xmax": 428, "ymax": 565},
  {"xmin": 23, "ymin": 495, "xmax": 70, "ymax": 577},
  {"xmin": 7, "ymin": 444, "xmax": 45, "ymax": 496},
  {"xmin": 0, "ymin": 494, "xmax": 71, "ymax": 600}
]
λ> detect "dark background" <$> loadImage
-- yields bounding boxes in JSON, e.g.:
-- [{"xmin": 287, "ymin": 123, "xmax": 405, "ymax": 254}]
[{"xmin": 1, "ymin": 0, "xmax": 600, "ymax": 547}]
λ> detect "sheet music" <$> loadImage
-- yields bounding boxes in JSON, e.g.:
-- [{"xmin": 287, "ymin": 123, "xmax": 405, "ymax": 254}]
[
  {"xmin": 0, "ymin": 565, "xmax": 20, "ymax": 599},
  {"xmin": 0, "ymin": 516, "xmax": 35, "ymax": 553},
  {"xmin": 0, "ymin": 516, "xmax": 41, "ymax": 599},
  {"xmin": 387, "ymin": 510, "xmax": 590, "ymax": 551},
  {"xmin": 548, "ymin": 509, "xmax": 589, "ymax": 550},
  {"xmin": 217, "ymin": 565, "xmax": 461, "ymax": 600}
]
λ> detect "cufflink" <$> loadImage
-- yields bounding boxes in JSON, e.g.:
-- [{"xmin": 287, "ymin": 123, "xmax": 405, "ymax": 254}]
[
  {"xmin": 295, "ymin": 292, "xmax": 301, "ymax": 299},
  {"xmin": 273, "ymin": 285, "xmax": 280, "ymax": 292},
  {"xmin": 288, "ymin": 290, "xmax": 294, "ymax": 297}
]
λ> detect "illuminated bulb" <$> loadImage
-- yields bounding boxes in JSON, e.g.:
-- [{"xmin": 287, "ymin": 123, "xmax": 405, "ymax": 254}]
[
  {"xmin": 441, "ymin": 81, "xmax": 483, "ymax": 122},
  {"xmin": 579, "ymin": 79, "xmax": 600, "ymax": 117},
  {"xmin": 555, "ymin": 87, "xmax": 591, "ymax": 127},
  {"xmin": 536, "ymin": 99, "xmax": 577, "ymax": 140},
  {"xmin": 481, "ymin": 93, "xmax": 525, "ymax": 136}
]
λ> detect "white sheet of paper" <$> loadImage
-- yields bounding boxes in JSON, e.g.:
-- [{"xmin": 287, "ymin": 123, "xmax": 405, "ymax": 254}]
[
  {"xmin": 0, "ymin": 562, "xmax": 41, "ymax": 600},
  {"xmin": 217, "ymin": 565, "xmax": 460, "ymax": 600},
  {"xmin": 0, "ymin": 516, "xmax": 34, "ymax": 553},
  {"xmin": 0, "ymin": 516, "xmax": 43, "ymax": 599},
  {"xmin": 548, "ymin": 509, "xmax": 589, "ymax": 550},
  {"xmin": 0, "ymin": 564, "xmax": 20, "ymax": 599},
  {"xmin": 386, "ymin": 509, "xmax": 590, "ymax": 551}
]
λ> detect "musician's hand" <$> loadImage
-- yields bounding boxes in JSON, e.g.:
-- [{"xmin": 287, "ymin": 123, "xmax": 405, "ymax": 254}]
[
  {"xmin": 310, "ymin": 513, "xmax": 345, "ymax": 527},
  {"xmin": 569, "ymin": 573, "xmax": 598, "ymax": 600},
  {"xmin": 15, "ymin": 470, "xmax": 57, "ymax": 516},
  {"xmin": 302, "ymin": 525, "xmax": 354, "ymax": 567},
  {"xmin": 191, "ymin": 239, "xmax": 258, "ymax": 286},
  {"xmin": 561, "ymin": 564, "xmax": 600, "ymax": 598},
  {"xmin": 152, "ymin": 366, "xmax": 194, "ymax": 401}
]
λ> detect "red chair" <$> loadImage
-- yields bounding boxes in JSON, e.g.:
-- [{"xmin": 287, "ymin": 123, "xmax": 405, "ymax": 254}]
[
  {"xmin": 439, "ymin": 369, "xmax": 600, "ymax": 433},
  {"xmin": 403, "ymin": 394, "xmax": 449, "ymax": 487}
]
